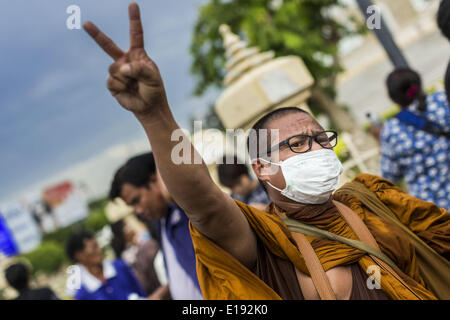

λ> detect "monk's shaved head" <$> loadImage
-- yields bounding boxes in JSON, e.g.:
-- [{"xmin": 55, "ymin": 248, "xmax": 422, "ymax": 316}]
[{"xmin": 247, "ymin": 107, "xmax": 321, "ymax": 159}]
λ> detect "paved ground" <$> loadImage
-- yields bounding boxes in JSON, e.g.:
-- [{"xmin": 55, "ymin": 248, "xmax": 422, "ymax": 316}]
[{"xmin": 337, "ymin": 30, "xmax": 450, "ymax": 124}]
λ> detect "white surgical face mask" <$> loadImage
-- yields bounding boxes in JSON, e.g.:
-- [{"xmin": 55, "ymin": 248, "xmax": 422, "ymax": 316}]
[{"xmin": 260, "ymin": 149, "xmax": 344, "ymax": 204}]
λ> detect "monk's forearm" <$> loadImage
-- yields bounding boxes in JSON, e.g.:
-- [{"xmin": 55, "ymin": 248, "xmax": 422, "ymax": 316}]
[
  {"xmin": 136, "ymin": 106, "xmax": 258, "ymax": 271},
  {"xmin": 135, "ymin": 106, "xmax": 221, "ymax": 218}
]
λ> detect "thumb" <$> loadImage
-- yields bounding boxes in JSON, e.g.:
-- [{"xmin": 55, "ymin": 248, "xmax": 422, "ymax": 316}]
[{"xmin": 119, "ymin": 61, "xmax": 156, "ymax": 85}]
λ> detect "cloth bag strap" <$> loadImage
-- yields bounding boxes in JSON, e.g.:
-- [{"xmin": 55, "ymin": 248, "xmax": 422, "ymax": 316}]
[
  {"xmin": 279, "ymin": 201, "xmax": 422, "ymax": 300},
  {"xmin": 291, "ymin": 232, "xmax": 337, "ymax": 300},
  {"xmin": 332, "ymin": 200, "xmax": 422, "ymax": 300},
  {"xmin": 335, "ymin": 181, "xmax": 450, "ymax": 299},
  {"xmin": 276, "ymin": 211, "xmax": 336, "ymax": 300},
  {"xmin": 282, "ymin": 218, "xmax": 400, "ymax": 273}
]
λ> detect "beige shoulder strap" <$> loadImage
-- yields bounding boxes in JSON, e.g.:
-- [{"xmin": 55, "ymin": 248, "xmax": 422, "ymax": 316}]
[
  {"xmin": 332, "ymin": 200, "xmax": 422, "ymax": 300},
  {"xmin": 332, "ymin": 201, "xmax": 380, "ymax": 250},
  {"xmin": 277, "ymin": 211, "xmax": 336, "ymax": 300}
]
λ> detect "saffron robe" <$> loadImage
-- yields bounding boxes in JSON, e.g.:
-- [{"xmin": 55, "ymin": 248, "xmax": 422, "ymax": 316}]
[{"xmin": 190, "ymin": 174, "xmax": 448, "ymax": 300}]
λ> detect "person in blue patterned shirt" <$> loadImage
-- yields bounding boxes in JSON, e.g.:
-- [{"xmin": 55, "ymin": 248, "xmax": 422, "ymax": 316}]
[{"xmin": 381, "ymin": 68, "xmax": 450, "ymax": 210}]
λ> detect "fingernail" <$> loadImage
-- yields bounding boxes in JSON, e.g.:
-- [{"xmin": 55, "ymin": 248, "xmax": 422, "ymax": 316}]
[{"xmin": 120, "ymin": 64, "xmax": 131, "ymax": 76}]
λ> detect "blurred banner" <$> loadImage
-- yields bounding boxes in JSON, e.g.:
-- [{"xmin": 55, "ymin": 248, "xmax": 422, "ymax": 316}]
[
  {"xmin": 0, "ymin": 213, "xmax": 19, "ymax": 257},
  {"xmin": 0, "ymin": 181, "xmax": 88, "ymax": 256},
  {"xmin": 41, "ymin": 181, "xmax": 88, "ymax": 230},
  {"xmin": 0, "ymin": 202, "xmax": 41, "ymax": 256}
]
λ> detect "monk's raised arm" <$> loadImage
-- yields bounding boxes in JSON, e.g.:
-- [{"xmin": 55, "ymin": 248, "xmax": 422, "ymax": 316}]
[{"xmin": 83, "ymin": 3, "xmax": 257, "ymax": 269}]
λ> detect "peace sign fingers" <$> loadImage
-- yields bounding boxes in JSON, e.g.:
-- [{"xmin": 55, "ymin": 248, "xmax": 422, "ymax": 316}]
[
  {"xmin": 83, "ymin": 3, "xmax": 166, "ymax": 117},
  {"xmin": 129, "ymin": 2, "xmax": 144, "ymax": 50},
  {"xmin": 83, "ymin": 21, "xmax": 124, "ymax": 61}
]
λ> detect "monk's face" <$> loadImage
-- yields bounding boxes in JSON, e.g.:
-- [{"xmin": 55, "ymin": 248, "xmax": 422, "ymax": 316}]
[
  {"xmin": 252, "ymin": 112, "xmax": 327, "ymax": 202},
  {"xmin": 120, "ymin": 172, "xmax": 170, "ymax": 220}
]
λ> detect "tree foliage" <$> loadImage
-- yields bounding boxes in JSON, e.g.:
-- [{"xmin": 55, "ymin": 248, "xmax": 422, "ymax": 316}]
[
  {"xmin": 23, "ymin": 241, "xmax": 66, "ymax": 275},
  {"xmin": 190, "ymin": 0, "xmax": 366, "ymax": 97}
]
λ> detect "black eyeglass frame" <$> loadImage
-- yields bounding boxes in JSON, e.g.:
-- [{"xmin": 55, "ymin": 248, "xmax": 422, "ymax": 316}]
[{"xmin": 265, "ymin": 130, "xmax": 338, "ymax": 156}]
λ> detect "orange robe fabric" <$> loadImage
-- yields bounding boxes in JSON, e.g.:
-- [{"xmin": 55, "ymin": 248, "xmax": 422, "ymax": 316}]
[{"xmin": 190, "ymin": 174, "xmax": 448, "ymax": 300}]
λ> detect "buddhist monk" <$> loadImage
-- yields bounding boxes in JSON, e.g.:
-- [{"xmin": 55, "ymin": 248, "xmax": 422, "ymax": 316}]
[{"xmin": 83, "ymin": 3, "xmax": 449, "ymax": 300}]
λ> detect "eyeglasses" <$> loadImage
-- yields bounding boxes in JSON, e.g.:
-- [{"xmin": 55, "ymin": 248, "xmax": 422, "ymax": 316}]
[{"xmin": 267, "ymin": 130, "xmax": 338, "ymax": 155}]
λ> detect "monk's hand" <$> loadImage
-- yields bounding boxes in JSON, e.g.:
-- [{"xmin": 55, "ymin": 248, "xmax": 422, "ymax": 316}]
[{"xmin": 83, "ymin": 2, "xmax": 167, "ymax": 118}]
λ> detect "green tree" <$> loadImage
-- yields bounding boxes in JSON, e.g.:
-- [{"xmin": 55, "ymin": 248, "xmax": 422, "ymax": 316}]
[
  {"xmin": 190, "ymin": 0, "xmax": 368, "ymax": 131},
  {"xmin": 23, "ymin": 241, "xmax": 66, "ymax": 275}
]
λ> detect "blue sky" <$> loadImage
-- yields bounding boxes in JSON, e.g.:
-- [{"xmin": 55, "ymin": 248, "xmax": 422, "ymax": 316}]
[{"xmin": 0, "ymin": 0, "xmax": 216, "ymax": 201}]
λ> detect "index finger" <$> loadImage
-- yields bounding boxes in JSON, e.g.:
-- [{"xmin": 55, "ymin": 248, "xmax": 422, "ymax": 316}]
[
  {"xmin": 129, "ymin": 2, "xmax": 144, "ymax": 49},
  {"xmin": 83, "ymin": 21, "xmax": 124, "ymax": 60}
]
